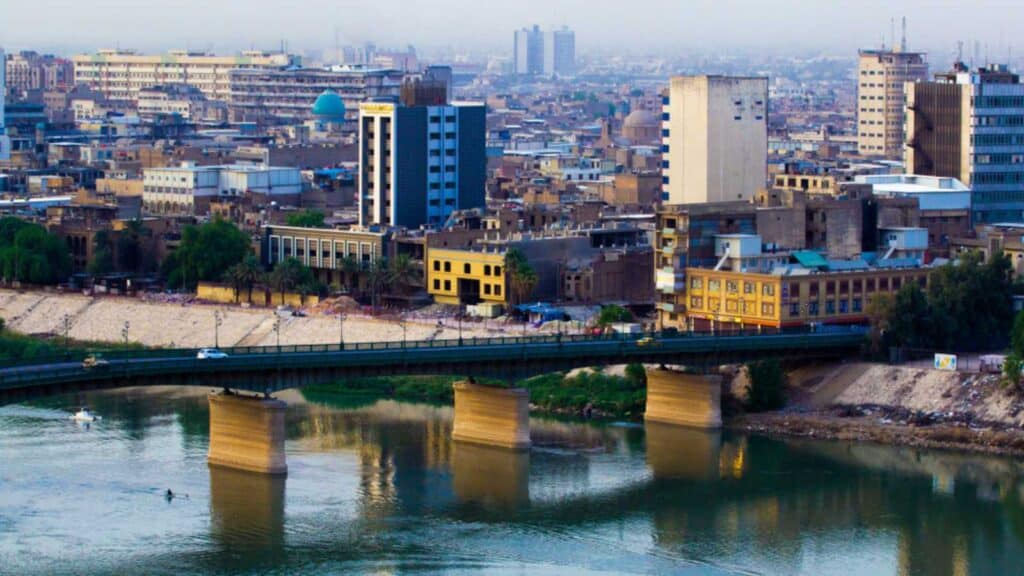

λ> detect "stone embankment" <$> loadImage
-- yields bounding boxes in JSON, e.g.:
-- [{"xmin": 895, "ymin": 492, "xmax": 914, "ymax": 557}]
[{"xmin": 0, "ymin": 290, "xmax": 495, "ymax": 348}]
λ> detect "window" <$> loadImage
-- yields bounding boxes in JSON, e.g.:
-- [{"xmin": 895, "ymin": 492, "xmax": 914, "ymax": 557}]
[
  {"xmin": 808, "ymin": 302, "xmax": 819, "ymax": 316},
  {"xmin": 743, "ymin": 281, "xmax": 755, "ymax": 294},
  {"xmin": 839, "ymin": 300, "xmax": 849, "ymax": 314},
  {"xmin": 690, "ymin": 296, "xmax": 703, "ymax": 308},
  {"xmin": 761, "ymin": 303, "xmax": 775, "ymax": 316},
  {"xmin": 494, "ymin": 285, "xmax": 501, "ymax": 296},
  {"xmin": 826, "ymin": 301, "xmax": 835, "ymax": 314},
  {"xmin": 690, "ymin": 277, "xmax": 703, "ymax": 290},
  {"xmin": 762, "ymin": 284, "xmax": 775, "ymax": 296},
  {"xmin": 789, "ymin": 303, "xmax": 800, "ymax": 317},
  {"xmin": 494, "ymin": 266, "xmax": 502, "ymax": 276},
  {"xmin": 444, "ymin": 261, "xmax": 451, "ymax": 272},
  {"xmin": 433, "ymin": 279, "xmax": 440, "ymax": 290},
  {"xmin": 853, "ymin": 298, "xmax": 862, "ymax": 313},
  {"xmin": 433, "ymin": 260, "xmax": 440, "ymax": 271},
  {"xmin": 443, "ymin": 280, "xmax": 451, "ymax": 291},
  {"xmin": 484, "ymin": 284, "xmax": 491, "ymax": 295},
  {"xmin": 484, "ymin": 265, "xmax": 492, "ymax": 276},
  {"xmin": 463, "ymin": 263, "xmax": 471, "ymax": 274},
  {"xmin": 708, "ymin": 279, "xmax": 721, "ymax": 291},
  {"xmin": 726, "ymin": 280, "xmax": 738, "ymax": 294}
]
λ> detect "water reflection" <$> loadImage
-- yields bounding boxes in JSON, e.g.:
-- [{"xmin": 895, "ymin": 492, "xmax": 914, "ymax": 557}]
[
  {"xmin": 451, "ymin": 441, "xmax": 530, "ymax": 507},
  {"xmin": 209, "ymin": 465, "xmax": 286, "ymax": 554},
  {"xmin": 5, "ymin": 390, "xmax": 1024, "ymax": 575}
]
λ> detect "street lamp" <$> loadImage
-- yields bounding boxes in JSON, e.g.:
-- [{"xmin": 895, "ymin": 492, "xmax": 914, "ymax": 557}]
[
  {"xmin": 400, "ymin": 313, "xmax": 407, "ymax": 348},
  {"xmin": 273, "ymin": 319, "xmax": 281, "ymax": 350},
  {"xmin": 62, "ymin": 314, "xmax": 71, "ymax": 351},
  {"xmin": 339, "ymin": 311, "xmax": 345, "ymax": 350},
  {"xmin": 122, "ymin": 321, "xmax": 130, "ymax": 345},
  {"xmin": 457, "ymin": 305, "xmax": 463, "ymax": 346},
  {"xmin": 214, "ymin": 310, "xmax": 223, "ymax": 348}
]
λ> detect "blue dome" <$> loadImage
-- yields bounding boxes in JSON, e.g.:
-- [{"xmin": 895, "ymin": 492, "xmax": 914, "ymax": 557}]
[{"xmin": 311, "ymin": 90, "xmax": 346, "ymax": 121}]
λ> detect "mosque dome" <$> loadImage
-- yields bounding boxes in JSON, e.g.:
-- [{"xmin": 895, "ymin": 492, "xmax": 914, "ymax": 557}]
[
  {"xmin": 311, "ymin": 90, "xmax": 346, "ymax": 121},
  {"xmin": 622, "ymin": 109, "xmax": 660, "ymax": 129}
]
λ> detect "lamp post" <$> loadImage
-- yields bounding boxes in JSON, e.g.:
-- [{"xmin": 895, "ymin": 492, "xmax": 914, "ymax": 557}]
[
  {"xmin": 273, "ymin": 319, "xmax": 281, "ymax": 350},
  {"xmin": 400, "ymin": 313, "xmax": 407, "ymax": 348},
  {"xmin": 214, "ymin": 310, "xmax": 223, "ymax": 348},
  {"xmin": 122, "ymin": 321, "xmax": 130, "ymax": 345},
  {"xmin": 458, "ymin": 305, "xmax": 463, "ymax": 346},
  {"xmin": 63, "ymin": 314, "xmax": 71, "ymax": 351},
  {"xmin": 339, "ymin": 311, "xmax": 345, "ymax": 350}
]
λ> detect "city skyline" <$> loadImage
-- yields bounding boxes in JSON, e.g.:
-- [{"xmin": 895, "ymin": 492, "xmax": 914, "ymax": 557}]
[{"xmin": 3, "ymin": 0, "xmax": 1024, "ymax": 59}]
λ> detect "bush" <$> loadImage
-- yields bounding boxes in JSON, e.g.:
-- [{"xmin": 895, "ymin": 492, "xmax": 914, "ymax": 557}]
[{"xmin": 745, "ymin": 359, "xmax": 787, "ymax": 412}]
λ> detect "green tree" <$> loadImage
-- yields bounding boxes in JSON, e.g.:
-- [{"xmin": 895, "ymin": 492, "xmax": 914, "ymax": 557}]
[
  {"xmin": 162, "ymin": 217, "xmax": 251, "ymax": 291},
  {"xmin": 88, "ymin": 230, "xmax": 114, "ymax": 275},
  {"xmin": 340, "ymin": 256, "xmax": 360, "ymax": 295},
  {"xmin": 745, "ymin": 358, "xmax": 787, "ymax": 412},
  {"xmin": 926, "ymin": 251, "xmax": 1013, "ymax": 350},
  {"xmin": 387, "ymin": 253, "xmax": 421, "ymax": 296},
  {"xmin": 285, "ymin": 210, "xmax": 326, "ymax": 228},
  {"xmin": 0, "ymin": 219, "xmax": 72, "ymax": 285},
  {"xmin": 364, "ymin": 258, "xmax": 390, "ymax": 309},
  {"xmin": 1003, "ymin": 354, "xmax": 1023, "ymax": 390},
  {"xmin": 597, "ymin": 304, "xmax": 633, "ymax": 327},
  {"xmin": 1009, "ymin": 310, "xmax": 1024, "ymax": 358},
  {"xmin": 887, "ymin": 282, "xmax": 932, "ymax": 349},
  {"xmin": 267, "ymin": 257, "xmax": 314, "ymax": 303},
  {"xmin": 624, "ymin": 363, "xmax": 647, "ymax": 389},
  {"xmin": 116, "ymin": 219, "xmax": 152, "ymax": 273},
  {"xmin": 505, "ymin": 248, "xmax": 538, "ymax": 305}
]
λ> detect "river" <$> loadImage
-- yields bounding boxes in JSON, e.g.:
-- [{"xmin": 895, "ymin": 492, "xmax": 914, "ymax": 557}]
[{"xmin": 1, "ymin": 386, "xmax": 1023, "ymax": 575}]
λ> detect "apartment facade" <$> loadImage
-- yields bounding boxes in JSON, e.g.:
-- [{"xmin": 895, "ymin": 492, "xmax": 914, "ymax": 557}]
[
  {"xmin": 543, "ymin": 27, "xmax": 575, "ymax": 76},
  {"xmin": 262, "ymin": 225, "xmax": 390, "ymax": 285},
  {"xmin": 143, "ymin": 164, "xmax": 301, "ymax": 216},
  {"xmin": 906, "ymin": 64, "xmax": 1024, "ymax": 223},
  {"xmin": 358, "ymin": 99, "xmax": 486, "ymax": 229},
  {"xmin": 513, "ymin": 26, "xmax": 544, "ymax": 76},
  {"xmin": 426, "ymin": 246, "xmax": 507, "ymax": 305},
  {"xmin": 661, "ymin": 76, "xmax": 768, "ymax": 204},
  {"xmin": 856, "ymin": 49, "xmax": 928, "ymax": 158},
  {"xmin": 228, "ymin": 66, "xmax": 404, "ymax": 123},
  {"xmin": 5, "ymin": 51, "xmax": 72, "ymax": 94},
  {"xmin": 72, "ymin": 49, "xmax": 298, "ymax": 102}
]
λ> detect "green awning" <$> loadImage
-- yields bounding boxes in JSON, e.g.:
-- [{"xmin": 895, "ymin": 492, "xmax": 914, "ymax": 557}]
[{"xmin": 792, "ymin": 251, "xmax": 829, "ymax": 269}]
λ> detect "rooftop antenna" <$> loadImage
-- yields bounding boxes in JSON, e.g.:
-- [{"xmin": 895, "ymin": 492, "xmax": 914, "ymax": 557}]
[
  {"xmin": 335, "ymin": 26, "xmax": 340, "ymax": 64},
  {"xmin": 957, "ymin": 40, "xmax": 964, "ymax": 64},
  {"xmin": 900, "ymin": 16, "xmax": 907, "ymax": 52},
  {"xmin": 890, "ymin": 17, "xmax": 896, "ymax": 52}
]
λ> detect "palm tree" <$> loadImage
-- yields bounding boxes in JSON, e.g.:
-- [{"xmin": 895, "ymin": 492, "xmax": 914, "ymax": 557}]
[
  {"xmin": 387, "ymin": 253, "xmax": 421, "ymax": 296},
  {"xmin": 340, "ymin": 256, "xmax": 360, "ymax": 295},
  {"xmin": 504, "ymin": 248, "xmax": 537, "ymax": 306},
  {"xmin": 224, "ymin": 255, "xmax": 262, "ymax": 304},
  {"xmin": 364, "ymin": 258, "xmax": 390, "ymax": 310}
]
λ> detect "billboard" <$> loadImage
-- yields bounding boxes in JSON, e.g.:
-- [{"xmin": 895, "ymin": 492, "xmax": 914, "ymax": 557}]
[{"xmin": 934, "ymin": 353, "xmax": 957, "ymax": 371}]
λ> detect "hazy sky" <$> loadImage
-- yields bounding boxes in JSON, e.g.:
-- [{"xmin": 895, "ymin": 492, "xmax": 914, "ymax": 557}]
[{"xmin": 1, "ymin": 0, "xmax": 1021, "ymax": 58}]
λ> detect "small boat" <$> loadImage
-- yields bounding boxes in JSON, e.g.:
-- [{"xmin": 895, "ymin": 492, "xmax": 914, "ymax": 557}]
[{"xmin": 70, "ymin": 408, "xmax": 102, "ymax": 422}]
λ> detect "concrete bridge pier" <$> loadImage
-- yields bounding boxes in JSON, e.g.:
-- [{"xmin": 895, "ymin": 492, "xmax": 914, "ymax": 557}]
[
  {"xmin": 451, "ymin": 381, "xmax": 531, "ymax": 451},
  {"xmin": 208, "ymin": 392, "xmax": 288, "ymax": 475},
  {"xmin": 644, "ymin": 367, "xmax": 723, "ymax": 429}
]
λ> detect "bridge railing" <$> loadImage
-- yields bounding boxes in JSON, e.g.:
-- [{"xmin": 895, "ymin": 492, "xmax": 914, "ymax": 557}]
[{"xmin": 0, "ymin": 324, "xmax": 866, "ymax": 370}]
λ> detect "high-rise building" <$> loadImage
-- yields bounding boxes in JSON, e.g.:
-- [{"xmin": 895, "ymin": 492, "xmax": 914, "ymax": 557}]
[
  {"xmin": 5, "ymin": 51, "xmax": 73, "ymax": 96},
  {"xmin": 0, "ymin": 48, "xmax": 9, "ymax": 162},
  {"xmin": 543, "ymin": 27, "xmax": 575, "ymax": 76},
  {"xmin": 514, "ymin": 26, "xmax": 575, "ymax": 77},
  {"xmin": 660, "ymin": 75, "xmax": 768, "ymax": 204},
  {"xmin": 513, "ymin": 26, "xmax": 544, "ymax": 76},
  {"xmin": 72, "ymin": 49, "xmax": 299, "ymax": 102},
  {"xmin": 358, "ymin": 98, "xmax": 485, "ymax": 229},
  {"xmin": 856, "ymin": 48, "xmax": 928, "ymax": 158},
  {"xmin": 906, "ymin": 63, "xmax": 1024, "ymax": 223}
]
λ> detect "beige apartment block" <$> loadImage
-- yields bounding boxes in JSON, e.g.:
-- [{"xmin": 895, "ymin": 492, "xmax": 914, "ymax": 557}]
[
  {"xmin": 661, "ymin": 75, "xmax": 768, "ymax": 204},
  {"xmin": 856, "ymin": 49, "xmax": 928, "ymax": 159}
]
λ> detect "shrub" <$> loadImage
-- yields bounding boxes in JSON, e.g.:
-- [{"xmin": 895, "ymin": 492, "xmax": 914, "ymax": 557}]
[{"xmin": 745, "ymin": 359, "xmax": 787, "ymax": 412}]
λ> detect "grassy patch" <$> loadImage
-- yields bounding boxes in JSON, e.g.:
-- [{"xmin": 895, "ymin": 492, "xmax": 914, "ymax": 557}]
[{"xmin": 0, "ymin": 330, "xmax": 147, "ymax": 364}]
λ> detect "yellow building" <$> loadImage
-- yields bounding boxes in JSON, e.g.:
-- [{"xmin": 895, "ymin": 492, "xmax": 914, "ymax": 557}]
[
  {"xmin": 426, "ymin": 247, "xmax": 507, "ymax": 305},
  {"xmin": 681, "ymin": 266, "xmax": 930, "ymax": 331}
]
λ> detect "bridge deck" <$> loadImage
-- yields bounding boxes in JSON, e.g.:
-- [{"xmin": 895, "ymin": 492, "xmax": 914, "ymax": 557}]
[{"xmin": 0, "ymin": 328, "xmax": 866, "ymax": 405}]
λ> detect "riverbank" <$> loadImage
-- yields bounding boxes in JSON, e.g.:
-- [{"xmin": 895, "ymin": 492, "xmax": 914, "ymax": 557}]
[{"xmin": 729, "ymin": 362, "xmax": 1024, "ymax": 457}]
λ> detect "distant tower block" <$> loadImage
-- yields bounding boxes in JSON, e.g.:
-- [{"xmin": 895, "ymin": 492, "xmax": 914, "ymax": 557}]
[
  {"xmin": 452, "ymin": 381, "xmax": 531, "ymax": 450},
  {"xmin": 208, "ymin": 393, "xmax": 288, "ymax": 475},
  {"xmin": 644, "ymin": 367, "xmax": 723, "ymax": 429}
]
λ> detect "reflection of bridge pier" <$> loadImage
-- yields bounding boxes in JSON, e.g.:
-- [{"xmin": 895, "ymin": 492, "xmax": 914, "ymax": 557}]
[
  {"xmin": 452, "ymin": 442, "xmax": 530, "ymax": 507},
  {"xmin": 208, "ymin": 393, "xmax": 287, "ymax": 475},
  {"xmin": 645, "ymin": 422, "xmax": 723, "ymax": 480},
  {"xmin": 209, "ymin": 465, "xmax": 286, "ymax": 555}
]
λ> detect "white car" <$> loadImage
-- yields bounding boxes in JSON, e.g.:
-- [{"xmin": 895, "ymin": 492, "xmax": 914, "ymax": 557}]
[{"xmin": 197, "ymin": 348, "xmax": 229, "ymax": 360}]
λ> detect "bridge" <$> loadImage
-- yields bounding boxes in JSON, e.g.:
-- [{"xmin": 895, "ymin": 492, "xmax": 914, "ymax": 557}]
[{"xmin": 0, "ymin": 327, "xmax": 865, "ymax": 475}]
